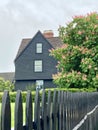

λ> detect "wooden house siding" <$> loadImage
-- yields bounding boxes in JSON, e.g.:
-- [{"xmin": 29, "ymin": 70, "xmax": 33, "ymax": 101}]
[
  {"xmin": 15, "ymin": 79, "xmax": 56, "ymax": 90},
  {"xmin": 15, "ymin": 31, "xmax": 60, "ymax": 90},
  {"xmin": 15, "ymin": 31, "xmax": 57, "ymax": 80}
]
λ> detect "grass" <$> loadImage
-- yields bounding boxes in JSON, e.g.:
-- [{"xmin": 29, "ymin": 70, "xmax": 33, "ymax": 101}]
[{"xmin": 11, "ymin": 103, "xmax": 26, "ymax": 128}]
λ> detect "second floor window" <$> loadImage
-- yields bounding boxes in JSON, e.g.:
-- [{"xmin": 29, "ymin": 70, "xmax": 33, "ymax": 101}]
[
  {"xmin": 34, "ymin": 60, "xmax": 42, "ymax": 72},
  {"xmin": 36, "ymin": 43, "xmax": 42, "ymax": 53}
]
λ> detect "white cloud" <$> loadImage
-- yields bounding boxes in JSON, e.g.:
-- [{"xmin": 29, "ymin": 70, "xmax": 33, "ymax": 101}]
[{"xmin": 0, "ymin": 0, "xmax": 98, "ymax": 72}]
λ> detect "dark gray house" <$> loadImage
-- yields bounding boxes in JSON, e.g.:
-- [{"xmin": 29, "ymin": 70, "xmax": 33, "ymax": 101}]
[{"xmin": 14, "ymin": 30, "xmax": 62, "ymax": 90}]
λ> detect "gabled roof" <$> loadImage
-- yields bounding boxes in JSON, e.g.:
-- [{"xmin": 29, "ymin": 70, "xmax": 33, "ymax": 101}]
[
  {"xmin": 0, "ymin": 72, "xmax": 15, "ymax": 82},
  {"xmin": 15, "ymin": 31, "xmax": 63, "ymax": 61},
  {"xmin": 16, "ymin": 39, "xmax": 31, "ymax": 60},
  {"xmin": 47, "ymin": 37, "xmax": 63, "ymax": 48}
]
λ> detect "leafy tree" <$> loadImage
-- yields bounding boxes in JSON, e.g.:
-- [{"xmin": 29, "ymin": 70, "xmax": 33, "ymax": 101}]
[
  {"xmin": 51, "ymin": 12, "xmax": 98, "ymax": 89},
  {"xmin": 0, "ymin": 77, "xmax": 14, "ymax": 91}
]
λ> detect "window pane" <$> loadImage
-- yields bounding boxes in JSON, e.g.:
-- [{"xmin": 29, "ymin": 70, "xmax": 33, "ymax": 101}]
[
  {"xmin": 35, "ymin": 66, "xmax": 42, "ymax": 72},
  {"xmin": 36, "ymin": 80, "xmax": 44, "ymax": 89},
  {"xmin": 36, "ymin": 43, "xmax": 42, "ymax": 53},
  {"xmin": 36, "ymin": 80, "xmax": 44, "ymax": 86},
  {"xmin": 34, "ymin": 60, "xmax": 42, "ymax": 72},
  {"xmin": 35, "ymin": 61, "xmax": 42, "ymax": 65}
]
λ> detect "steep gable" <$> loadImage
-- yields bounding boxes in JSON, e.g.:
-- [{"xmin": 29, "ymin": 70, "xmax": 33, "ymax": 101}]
[
  {"xmin": 14, "ymin": 30, "xmax": 62, "ymax": 90},
  {"xmin": 15, "ymin": 31, "xmax": 63, "ymax": 61}
]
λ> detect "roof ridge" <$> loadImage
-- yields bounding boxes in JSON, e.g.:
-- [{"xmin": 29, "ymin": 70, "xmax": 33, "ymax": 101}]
[{"xmin": 22, "ymin": 36, "xmax": 59, "ymax": 40}]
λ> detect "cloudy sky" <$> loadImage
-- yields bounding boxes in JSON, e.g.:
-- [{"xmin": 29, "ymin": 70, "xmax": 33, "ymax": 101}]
[{"xmin": 0, "ymin": 0, "xmax": 98, "ymax": 72}]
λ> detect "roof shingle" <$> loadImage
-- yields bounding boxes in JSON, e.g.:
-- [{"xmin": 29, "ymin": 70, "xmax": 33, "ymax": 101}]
[{"xmin": 0, "ymin": 72, "xmax": 14, "ymax": 82}]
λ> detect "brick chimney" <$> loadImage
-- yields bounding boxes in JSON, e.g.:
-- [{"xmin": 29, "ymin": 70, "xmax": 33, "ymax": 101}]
[{"xmin": 43, "ymin": 30, "xmax": 54, "ymax": 38}]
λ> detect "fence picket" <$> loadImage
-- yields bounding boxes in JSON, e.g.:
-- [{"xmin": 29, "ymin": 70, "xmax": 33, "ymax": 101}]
[
  {"xmin": 14, "ymin": 90, "xmax": 23, "ymax": 130},
  {"xmin": 1, "ymin": 91, "xmax": 11, "ymax": 130},
  {"xmin": 47, "ymin": 91, "xmax": 51, "ymax": 130},
  {"xmin": 34, "ymin": 90, "xmax": 40, "ymax": 130},
  {"xmin": 52, "ymin": 90, "xmax": 57, "ymax": 130},
  {"xmin": 26, "ymin": 91, "xmax": 32, "ymax": 130},
  {"xmin": 63, "ymin": 92, "xmax": 67, "ymax": 130},
  {"xmin": 60, "ymin": 91, "xmax": 64, "ymax": 130},
  {"xmin": 67, "ymin": 92, "xmax": 71, "ymax": 130},
  {"xmin": 56, "ymin": 91, "xmax": 59, "ymax": 130},
  {"xmin": 41, "ymin": 90, "xmax": 47, "ymax": 130}
]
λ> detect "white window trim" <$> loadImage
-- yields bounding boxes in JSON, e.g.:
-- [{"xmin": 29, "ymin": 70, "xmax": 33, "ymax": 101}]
[
  {"xmin": 34, "ymin": 60, "xmax": 42, "ymax": 72},
  {"xmin": 36, "ymin": 80, "xmax": 44, "ymax": 89},
  {"xmin": 36, "ymin": 43, "xmax": 42, "ymax": 53}
]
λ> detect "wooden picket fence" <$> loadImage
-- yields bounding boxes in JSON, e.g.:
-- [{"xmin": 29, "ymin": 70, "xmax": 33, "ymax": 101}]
[{"xmin": 1, "ymin": 90, "xmax": 98, "ymax": 130}]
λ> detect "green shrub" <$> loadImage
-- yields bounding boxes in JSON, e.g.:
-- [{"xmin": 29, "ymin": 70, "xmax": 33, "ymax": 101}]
[
  {"xmin": 0, "ymin": 88, "xmax": 96, "ymax": 103},
  {"xmin": 0, "ymin": 77, "xmax": 14, "ymax": 92},
  {"xmin": 26, "ymin": 84, "xmax": 36, "ymax": 91}
]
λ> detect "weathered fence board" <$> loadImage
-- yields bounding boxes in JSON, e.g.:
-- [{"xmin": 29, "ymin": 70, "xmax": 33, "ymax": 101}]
[
  {"xmin": 34, "ymin": 90, "xmax": 40, "ymax": 130},
  {"xmin": 52, "ymin": 90, "xmax": 57, "ymax": 130},
  {"xmin": 41, "ymin": 90, "xmax": 47, "ymax": 130},
  {"xmin": 15, "ymin": 90, "xmax": 23, "ymax": 130},
  {"xmin": 1, "ymin": 91, "xmax": 11, "ymax": 130},
  {"xmin": 25, "ymin": 91, "xmax": 32, "ymax": 130},
  {"xmin": 47, "ymin": 91, "xmax": 51, "ymax": 130},
  {"xmin": 1, "ymin": 90, "xmax": 98, "ymax": 130}
]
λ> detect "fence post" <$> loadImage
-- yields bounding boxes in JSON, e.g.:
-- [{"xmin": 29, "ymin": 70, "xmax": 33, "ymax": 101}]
[
  {"xmin": 26, "ymin": 91, "xmax": 32, "ymax": 130},
  {"xmin": 1, "ymin": 91, "xmax": 11, "ymax": 130},
  {"xmin": 14, "ymin": 90, "xmax": 23, "ymax": 130}
]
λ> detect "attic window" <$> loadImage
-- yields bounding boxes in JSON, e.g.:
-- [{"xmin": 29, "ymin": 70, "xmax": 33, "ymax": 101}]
[{"xmin": 36, "ymin": 43, "xmax": 42, "ymax": 53}]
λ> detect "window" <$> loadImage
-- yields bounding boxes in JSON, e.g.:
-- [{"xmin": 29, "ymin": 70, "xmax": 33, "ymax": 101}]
[
  {"xmin": 34, "ymin": 60, "xmax": 42, "ymax": 72},
  {"xmin": 36, "ymin": 80, "xmax": 44, "ymax": 89},
  {"xmin": 36, "ymin": 43, "xmax": 42, "ymax": 53}
]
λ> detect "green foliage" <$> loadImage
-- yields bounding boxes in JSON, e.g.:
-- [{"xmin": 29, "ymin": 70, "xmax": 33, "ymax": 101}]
[
  {"xmin": 0, "ymin": 91, "xmax": 36, "ymax": 102},
  {"xmin": 26, "ymin": 84, "xmax": 36, "ymax": 91},
  {"xmin": 0, "ymin": 88, "xmax": 96, "ymax": 103},
  {"xmin": 55, "ymin": 87, "xmax": 96, "ymax": 92},
  {"xmin": 0, "ymin": 90, "xmax": 52, "ymax": 103},
  {"xmin": 51, "ymin": 12, "xmax": 98, "ymax": 89},
  {"xmin": 0, "ymin": 77, "xmax": 14, "ymax": 92}
]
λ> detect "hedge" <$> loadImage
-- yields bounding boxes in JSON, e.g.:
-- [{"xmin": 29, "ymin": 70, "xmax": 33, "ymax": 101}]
[
  {"xmin": 0, "ymin": 91, "xmax": 36, "ymax": 103},
  {"xmin": 0, "ymin": 90, "xmax": 53, "ymax": 102},
  {"xmin": 0, "ymin": 88, "xmax": 97, "ymax": 102}
]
